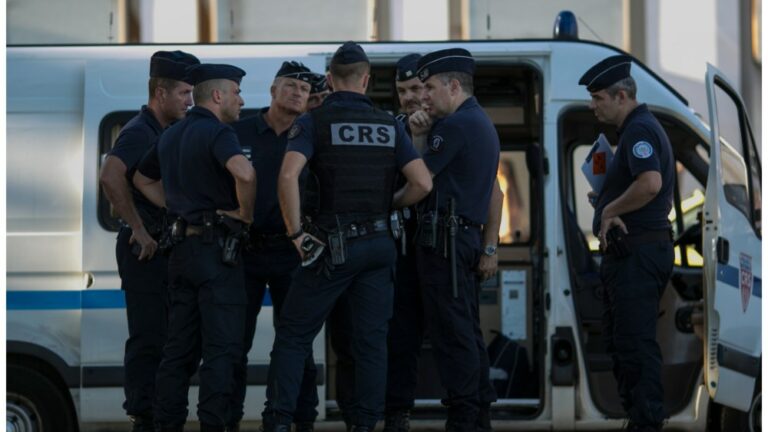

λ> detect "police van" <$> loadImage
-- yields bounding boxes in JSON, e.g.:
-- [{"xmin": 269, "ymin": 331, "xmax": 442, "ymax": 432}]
[{"xmin": 7, "ymin": 34, "xmax": 761, "ymax": 432}]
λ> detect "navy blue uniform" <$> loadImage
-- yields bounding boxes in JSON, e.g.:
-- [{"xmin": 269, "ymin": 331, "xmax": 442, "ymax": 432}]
[
  {"xmin": 384, "ymin": 113, "xmax": 425, "ymax": 414},
  {"xmin": 262, "ymin": 91, "xmax": 419, "ymax": 429},
  {"xmin": 138, "ymin": 106, "xmax": 246, "ymax": 429},
  {"xmin": 595, "ymin": 104, "xmax": 674, "ymax": 429},
  {"xmin": 230, "ymin": 109, "xmax": 317, "ymax": 426},
  {"xmin": 417, "ymin": 96, "xmax": 499, "ymax": 428},
  {"xmin": 108, "ymin": 106, "xmax": 169, "ymax": 419}
]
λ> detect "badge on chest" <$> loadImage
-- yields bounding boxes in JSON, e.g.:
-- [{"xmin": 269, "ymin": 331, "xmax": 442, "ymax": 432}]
[{"xmin": 330, "ymin": 123, "xmax": 395, "ymax": 147}]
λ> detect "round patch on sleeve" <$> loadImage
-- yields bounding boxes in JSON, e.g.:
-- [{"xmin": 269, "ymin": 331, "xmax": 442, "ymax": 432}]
[
  {"xmin": 429, "ymin": 135, "xmax": 444, "ymax": 152},
  {"xmin": 632, "ymin": 141, "xmax": 654, "ymax": 159},
  {"xmin": 287, "ymin": 123, "xmax": 302, "ymax": 140}
]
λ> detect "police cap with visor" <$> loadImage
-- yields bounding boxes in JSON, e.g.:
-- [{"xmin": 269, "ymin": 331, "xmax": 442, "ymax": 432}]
[
  {"xmin": 332, "ymin": 41, "xmax": 369, "ymax": 65},
  {"xmin": 308, "ymin": 72, "xmax": 329, "ymax": 94},
  {"xmin": 416, "ymin": 48, "xmax": 475, "ymax": 82},
  {"xmin": 395, "ymin": 53, "xmax": 422, "ymax": 82},
  {"xmin": 578, "ymin": 55, "xmax": 632, "ymax": 92},
  {"xmin": 150, "ymin": 50, "xmax": 200, "ymax": 84},
  {"xmin": 185, "ymin": 63, "xmax": 246, "ymax": 86},
  {"xmin": 276, "ymin": 61, "xmax": 314, "ymax": 83}
]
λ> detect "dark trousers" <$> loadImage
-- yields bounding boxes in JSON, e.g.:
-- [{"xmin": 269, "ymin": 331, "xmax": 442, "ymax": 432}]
[
  {"xmin": 601, "ymin": 240, "xmax": 673, "ymax": 427},
  {"xmin": 326, "ymin": 292, "xmax": 355, "ymax": 421},
  {"xmin": 385, "ymin": 241, "xmax": 425, "ymax": 412},
  {"xmin": 415, "ymin": 226, "xmax": 496, "ymax": 430},
  {"xmin": 231, "ymin": 242, "xmax": 319, "ymax": 424},
  {"xmin": 154, "ymin": 237, "xmax": 246, "ymax": 428},
  {"xmin": 116, "ymin": 227, "xmax": 169, "ymax": 418},
  {"xmin": 263, "ymin": 234, "xmax": 396, "ymax": 428}
]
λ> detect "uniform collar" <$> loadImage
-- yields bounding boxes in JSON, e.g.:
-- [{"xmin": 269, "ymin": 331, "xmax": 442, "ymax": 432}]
[
  {"xmin": 322, "ymin": 91, "xmax": 373, "ymax": 107},
  {"xmin": 140, "ymin": 105, "xmax": 164, "ymax": 133},
  {"xmin": 617, "ymin": 103, "xmax": 648, "ymax": 136},
  {"xmin": 189, "ymin": 105, "xmax": 219, "ymax": 120},
  {"xmin": 455, "ymin": 96, "xmax": 479, "ymax": 113}
]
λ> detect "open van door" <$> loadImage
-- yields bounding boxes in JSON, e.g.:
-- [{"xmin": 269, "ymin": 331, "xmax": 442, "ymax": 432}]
[{"xmin": 702, "ymin": 63, "xmax": 762, "ymax": 413}]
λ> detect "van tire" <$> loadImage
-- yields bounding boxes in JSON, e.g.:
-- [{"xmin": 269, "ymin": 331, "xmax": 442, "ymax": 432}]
[{"xmin": 7, "ymin": 364, "xmax": 77, "ymax": 432}]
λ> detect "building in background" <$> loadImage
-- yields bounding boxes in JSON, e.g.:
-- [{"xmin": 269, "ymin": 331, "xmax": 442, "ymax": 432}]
[{"xmin": 7, "ymin": 0, "xmax": 761, "ymax": 139}]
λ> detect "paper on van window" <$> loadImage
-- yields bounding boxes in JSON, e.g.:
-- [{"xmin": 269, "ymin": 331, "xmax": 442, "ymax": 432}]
[{"xmin": 581, "ymin": 133, "xmax": 614, "ymax": 194}]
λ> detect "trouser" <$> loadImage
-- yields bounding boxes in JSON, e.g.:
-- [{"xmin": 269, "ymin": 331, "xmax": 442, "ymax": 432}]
[
  {"xmin": 327, "ymin": 292, "xmax": 355, "ymax": 421},
  {"xmin": 601, "ymin": 240, "xmax": 673, "ymax": 428},
  {"xmin": 263, "ymin": 233, "xmax": 396, "ymax": 429},
  {"xmin": 116, "ymin": 227, "xmax": 169, "ymax": 418},
  {"xmin": 415, "ymin": 226, "xmax": 496, "ymax": 430},
  {"xmin": 231, "ymin": 242, "xmax": 319, "ymax": 424},
  {"xmin": 154, "ymin": 236, "xmax": 246, "ymax": 428},
  {"xmin": 385, "ymin": 238, "xmax": 425, "ymax": 412}
]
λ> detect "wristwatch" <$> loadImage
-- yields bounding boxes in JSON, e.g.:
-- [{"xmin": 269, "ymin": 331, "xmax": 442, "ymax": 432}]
[{"xmin": 483, "ymin": 244, "xmax": 497, "ymax": 256}]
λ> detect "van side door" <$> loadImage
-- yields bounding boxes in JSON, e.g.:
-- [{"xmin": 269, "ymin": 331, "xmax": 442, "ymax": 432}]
[{"xmin": 702, "ymin": 63, "xmax": 761, "ymax": 412}]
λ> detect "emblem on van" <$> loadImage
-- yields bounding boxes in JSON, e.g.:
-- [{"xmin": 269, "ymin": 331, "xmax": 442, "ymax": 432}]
[{"xmin": 739, "ymin": 252, "xmax": 753, "ymax": 313}]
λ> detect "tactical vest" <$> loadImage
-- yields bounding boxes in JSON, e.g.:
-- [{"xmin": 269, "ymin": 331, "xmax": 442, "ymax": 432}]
[{"xmin": 310, "ymin": 104, "xmax": 398, "ymax": 220}]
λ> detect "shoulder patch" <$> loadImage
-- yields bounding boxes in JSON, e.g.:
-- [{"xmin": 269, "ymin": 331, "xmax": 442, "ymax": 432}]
[
  {"xmin": 241, "ymin": 146, "xmax": 252, "ymax": 161},
  {"xmin": 429, "ymin": 135, "xmax": 444, "ymax": 152},
  {"xmin": 632, "ymin": 141, "xmax": 654, "ymax": 159},
  {"xmin": 287, "ymin": 123, "xmax": 302, "ymax": 140}
]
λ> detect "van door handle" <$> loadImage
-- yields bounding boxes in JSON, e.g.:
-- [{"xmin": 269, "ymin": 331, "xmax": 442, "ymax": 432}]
[{"xmin": 716, "ymin": 237, "xmax": 729, "ymax": 264}]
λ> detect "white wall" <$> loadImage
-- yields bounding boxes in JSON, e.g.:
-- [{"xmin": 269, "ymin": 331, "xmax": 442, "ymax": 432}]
[{"xmin": 7, "ymin": 0, "xmax": 124, "ymax": 44}]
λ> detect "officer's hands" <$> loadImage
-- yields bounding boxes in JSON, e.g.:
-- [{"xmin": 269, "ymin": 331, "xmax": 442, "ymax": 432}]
[
  {"xmin": 130, "ymin": 226, "xmax": 158, "ymax": 261},
  {"xmin": 599, "ymin": 216, "xmax": 627, "ymax": 252},
  {"xmin": 408, "ymin": 110, "xmax": 432, "ymax": 137},
  {"xmin": 587, "ymin": 191, "xmax": 598, "ymax": 208},
  {"xmin": 217, "ymin": 208, "xmax": 253, "ymax": 225},
  {"xmin": 476, "ymin": 254, "xmax": 498, "ymax": 282},
  {"xmin": 292, "ymin": 233, "xmax": 325, "ymax": 259}
]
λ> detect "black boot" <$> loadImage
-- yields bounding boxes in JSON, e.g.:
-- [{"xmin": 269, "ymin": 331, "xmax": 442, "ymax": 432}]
[
  {"xmin": 259, "ymin": 423, "xmax": 291, "ymax": 432},
  {"xmin": 226, "ymin": 423, "xmax": 240, "ymax": 432},
  {"xmin": 351, "ymin": 426, "xmax": 372, "ymax": 432},
  {"xmin": 383, "ymin": 409, "xmax": 410, "ymax": 432},
  {"xmin": 130, "ymin": 415, "xmax": 157, "ymax": 432},
  {"xmin": 157, "ymin": 425, "xmax": 183, "ymax": 432},
  {"xmin": 200, "ymin": 423, "xmax": 225, "ymax": 432},
  {"xmin": 295, "ymin": 421, "xmax": 315, "ymax": 432}
]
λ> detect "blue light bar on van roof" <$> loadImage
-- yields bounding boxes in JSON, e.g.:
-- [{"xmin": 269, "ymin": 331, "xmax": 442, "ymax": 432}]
[{"xmin": 554, "ymin": 11, "xmax": 579, "ymax": 40}]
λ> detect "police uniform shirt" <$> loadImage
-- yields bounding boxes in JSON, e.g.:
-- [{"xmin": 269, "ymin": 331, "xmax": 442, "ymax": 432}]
[
  {"xmin": 287, "ymin": 91, "xmax": 420, "ymax": 174},
  {"xmin": 232, "ymin": 108, "xmax": 307, "ymax": 234},
  {"xmin": 423, "ymin": 96, "xmax": 500, "ymax": 224},
  {"xmin": 108, "ymin": 105, "xmax": 165, "ymax": 222},
  {"xmin": 137, "ymin": 106, "xmax": 243, "ymax": 224},
  {"xmin": 593, "ymin": 104, "xmax": 674, "ymax": 236}
]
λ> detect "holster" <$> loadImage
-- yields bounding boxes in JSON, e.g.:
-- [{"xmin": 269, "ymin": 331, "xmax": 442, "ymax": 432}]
[
  {"xmin": 416, "ymin": 211, "xmax": 439, "ymax": 249},
  {"xmin": 606, "ymin": 226, "xmax": 631, "ymax": 258},
  {"xmin": 218, "ymin": 215, "xmax": 249, "ymax": 267}
]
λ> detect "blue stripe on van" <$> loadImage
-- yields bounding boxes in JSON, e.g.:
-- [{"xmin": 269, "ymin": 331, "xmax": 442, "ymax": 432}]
[
  {"xmin": 8, "ymin": 288, "xmax": 273, "ymax": 310},
  {"xmin": 717, "ymin": 264, "xmax": 762, "ymax": 298}
]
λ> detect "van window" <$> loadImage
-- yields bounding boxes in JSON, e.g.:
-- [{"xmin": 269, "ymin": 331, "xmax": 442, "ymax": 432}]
[
  {"xmin": 498, "ymin": 149, "xmax": 530, "ymax": 244},
  {"xmin": 98, "ymin": 111, "xmax": 139, "ymax": 232}
]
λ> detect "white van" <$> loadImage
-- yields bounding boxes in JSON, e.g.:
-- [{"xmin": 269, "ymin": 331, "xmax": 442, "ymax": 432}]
[{"xmin": 7, "ymin": 38, "xmax": 761, "ymax": 432}]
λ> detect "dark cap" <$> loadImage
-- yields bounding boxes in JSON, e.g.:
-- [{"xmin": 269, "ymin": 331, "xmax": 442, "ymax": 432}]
[
  {"xmin": 184, "ymin": 63, "xmax": 246, "ymax": 86},
  {"xmin": 150, "ymin": 50, "xmax": 200, "ymax": 83},
  {"xmin": 578, "ymin": 55, "xmax": 632, "ymax": 92},
  {"xmin": 416, "ymin": 48, "xmax": 475, "ymax": 82},
  {"xmin": 331, "ymin": 41, "xmax": 369, "ymax": 65},
  {"xmin": 275, "ymin": 61, "xmax": 314, "ymax": 82},
  {"xmin": 308, "ymin": 72, "xmax": 329, "ymax": 94},
  {"xmin": 395, "ymin": 53, "xmax": 421, "ymax": 82}
]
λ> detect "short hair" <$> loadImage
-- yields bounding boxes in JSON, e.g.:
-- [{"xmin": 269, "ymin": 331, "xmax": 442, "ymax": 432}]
[
  {"xmin": 148, "ymin": 77, "xmax": 183, "ymax": 99},
  {"xmin": 605, "ymin": 76, "xmax": 637, "ymax": 100},
  {"xmin": 436, "ymin": 72, "xmax": 474, "ymax": 95},
  {"xmin": 329, "ymin": 61, "xmax": 370, "ymax": 83},
  {"xmin": 192, "ymin": 79, "xmax": 228, "ymax": 103}
]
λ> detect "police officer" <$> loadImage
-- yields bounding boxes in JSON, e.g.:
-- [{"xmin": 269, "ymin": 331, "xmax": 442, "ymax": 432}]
[
  {"xmin": 381, "ymin": 53, "xmax": 425, "ymax": 432},
  {"xmin": 134, "ymin": 63, "xmax": 255, "ymax": 432},
  {"xmin": 230, "ymin": 61, "xmax": 317, "ymax": 432},
  {"xmin": 579, "ymin": 55, "xmax": 674, "ymax": 432},
  {"xmin": 307, "ymin": 72, "xmax": 331, "ymax": 110},
  {"xmin": 99, "ymin": 50, "xmax": 198, "ymax": 432},
  {"xmin": 260, "ymin": 41, "xmax": 432, "ymax": 432},
  {"xmin": 408, "ymin": 48, "xmax": 501, "ymax": 432}
]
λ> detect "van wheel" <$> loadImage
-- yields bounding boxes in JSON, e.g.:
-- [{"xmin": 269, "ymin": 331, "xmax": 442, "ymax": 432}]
[{"xmin": 7, "ymin": 364, "xmax": 77, "ymax": 432}]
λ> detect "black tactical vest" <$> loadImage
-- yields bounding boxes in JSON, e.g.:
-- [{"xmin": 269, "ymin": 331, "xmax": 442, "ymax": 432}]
[{"xmin": 310, "ymin": 104, "xmax": 398, "ymax": 220}]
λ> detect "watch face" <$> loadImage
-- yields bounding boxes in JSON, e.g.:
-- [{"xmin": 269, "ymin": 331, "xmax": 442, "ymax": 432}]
[{"xmin": 484, "ymin": 245, "xmax": 497, "ymax": 256}]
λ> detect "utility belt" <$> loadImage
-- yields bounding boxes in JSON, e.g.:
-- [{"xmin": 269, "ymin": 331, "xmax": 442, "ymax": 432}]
[
  {"xmin": 415, "ymin": 210, "xmax": 481, "ymax": 252},
  {"xmin": 604, "ymin": 227, "xmax": 672, "ymax": 258},
  {"xmin": 123, "ymin": 210, "xmax": 174, "ymax": 257},
  {"xmin": 169, "ymin": 212, "xmax": 249, "ymax": 266},
  {"xmin": 302, "ymin": 215, "xmax": 391, "ymax": 272}
]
